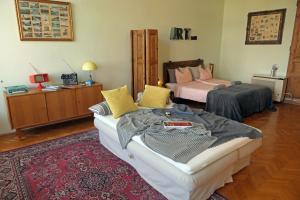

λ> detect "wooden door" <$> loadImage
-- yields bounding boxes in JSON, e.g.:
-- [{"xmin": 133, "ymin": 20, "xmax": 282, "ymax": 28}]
[
  {"xmin": 46, "ymin": 89, "xmax": 77, "ymax": 121},
  {"xmin": 146, "ymin": 29, "xmax": 158, "ymax": 86},
  {"xmin": 131, "ymin": 30, "xmax": 146, "ymax": 100},
  {"xmin": 287, "ymin": 0, "xmax": 300, "ymax": 98},
  {"xmin": 7, "ymin": 93, "xmax": 48, "ymax": 129},
  {"xmin": 76, "ymin": 85, "xmax": 102, "ymax": 115}
]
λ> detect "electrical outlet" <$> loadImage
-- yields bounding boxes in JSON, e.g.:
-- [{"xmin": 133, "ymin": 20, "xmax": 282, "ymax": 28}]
[{"xmin": 0, "ymin": 80, "xmax": 4, "ymax": 90}]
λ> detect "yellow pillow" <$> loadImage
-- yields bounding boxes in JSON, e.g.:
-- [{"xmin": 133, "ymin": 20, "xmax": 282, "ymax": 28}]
[
  {"xmin": 101, "ymin": 85, "xmax": 138, "ymax": 118},
  {"xmin": 139, "ymin": 85, "xmax": 170, "ymax": 108}
]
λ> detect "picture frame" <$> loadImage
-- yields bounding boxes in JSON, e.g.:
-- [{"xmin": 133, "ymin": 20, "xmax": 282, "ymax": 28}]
[
  {"xmin": 15, "ymin": 0, "xmax": 74, "ymax": 41},
  {"xmin": 245, "ymin": 9, "xmax": 286, "ymax": 45}
]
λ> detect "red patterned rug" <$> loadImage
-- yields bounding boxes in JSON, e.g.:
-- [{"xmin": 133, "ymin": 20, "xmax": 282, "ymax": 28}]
[{"xmin": 0, "ymin": 129, "xmax": 227, "ymax": 200}]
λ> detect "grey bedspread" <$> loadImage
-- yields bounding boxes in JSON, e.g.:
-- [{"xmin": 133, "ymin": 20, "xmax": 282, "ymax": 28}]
[
  {"xmin": 117, "ymin": 109, "xmax": 217, "ymax": 163},
  {"xmin": 206, "ymin": 83, "xmax": 275, "ymax": 122},
  {"xmin": 117, "ymin": 104, "xmax": 262, "ymax": 163}
]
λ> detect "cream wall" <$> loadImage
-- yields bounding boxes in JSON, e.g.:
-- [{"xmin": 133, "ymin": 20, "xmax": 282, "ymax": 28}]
[
  {"xmin": 217, "ymin": 0, "xmax": 297, "ymax": 82},
  {"xmin": 0, "ymin": 0, "xmax": 225, "ymax": 134}
]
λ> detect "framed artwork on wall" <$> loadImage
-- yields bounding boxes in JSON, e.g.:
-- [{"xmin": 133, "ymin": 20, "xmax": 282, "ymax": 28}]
[
  {"xmin": 15, "ymin": 0, "xmax": 74, "ymax": 41},
  {"xmin": 245, "ymin": 9, "xmax": 286, "ymax": 45}
]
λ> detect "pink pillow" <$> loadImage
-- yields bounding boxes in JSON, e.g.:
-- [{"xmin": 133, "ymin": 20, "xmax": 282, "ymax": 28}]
[
  {"xmin": 175, "ymin": 67, "xmax": 192, "ymax": 84},
  {"xmin": 199, "ymin": 67, "xmax": 212, "ymax": 80}
]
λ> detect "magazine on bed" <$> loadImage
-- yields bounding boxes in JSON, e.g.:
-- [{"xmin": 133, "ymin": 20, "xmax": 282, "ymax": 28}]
[{"xmin": 163, "ymin": 121, "xmax": 193, "ymax": 129}]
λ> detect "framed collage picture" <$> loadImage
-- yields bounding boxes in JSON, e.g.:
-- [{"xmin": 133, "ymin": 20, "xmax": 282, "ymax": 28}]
[
  {"xmin": 15, "ymin": 0, "xmax": 74, "ymax": 41},
  {"xmin": 245, "ymin": 9, "xmax": 286, "ymax": 45}
]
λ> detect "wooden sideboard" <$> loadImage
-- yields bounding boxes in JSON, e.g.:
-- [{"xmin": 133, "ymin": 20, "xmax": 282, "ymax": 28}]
[{"xmin": 4, "ymin": 83, "xmax": 102, "ymax": 130}]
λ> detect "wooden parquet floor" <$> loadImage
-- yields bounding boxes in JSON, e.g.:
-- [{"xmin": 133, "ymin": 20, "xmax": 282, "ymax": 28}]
[
  {"xmin": 218, "ymin": 103, "xmax": 300, "ymax": 200},
  {"xmin": 0, "ymin": 104, "xmax": 299, "ymax": 200},
  {"xmin": 0, "ymin": 117, "xmax": 95, "ymax": 152}
]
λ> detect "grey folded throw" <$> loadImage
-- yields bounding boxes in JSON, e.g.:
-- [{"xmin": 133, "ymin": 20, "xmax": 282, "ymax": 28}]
[{"xmin": 213, "ymin": 84, "xmax": 226, "ymax": 90}]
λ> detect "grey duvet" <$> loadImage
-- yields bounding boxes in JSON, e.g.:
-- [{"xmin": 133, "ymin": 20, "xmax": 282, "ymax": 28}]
[{"xmin": 206, "ymin": 83, "xmax": 275, "ymax": 122}]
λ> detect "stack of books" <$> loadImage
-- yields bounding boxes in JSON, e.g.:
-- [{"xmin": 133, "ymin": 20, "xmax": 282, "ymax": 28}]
[
  {"xmin": 163, "ymin": 121, "xmax": 193, "ymax": 129},
  {"xmin": 42, "ymin": 85, "xmax": 62, "ymax": 91},
  {"xmin": 5, "ymin": 85, "xmax": 28, "ymax": 95}
]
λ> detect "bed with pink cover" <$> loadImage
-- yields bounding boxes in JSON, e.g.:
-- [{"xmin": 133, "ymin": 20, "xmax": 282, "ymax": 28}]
[{"xmin": 163, "ymin": 59, "xmax": 231, "ymax": 103}]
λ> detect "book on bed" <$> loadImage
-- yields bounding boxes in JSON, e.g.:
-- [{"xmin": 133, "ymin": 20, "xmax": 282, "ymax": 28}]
[{"xmin": 163, "ymin": 121, "xmax": 193, "ymax": 129}]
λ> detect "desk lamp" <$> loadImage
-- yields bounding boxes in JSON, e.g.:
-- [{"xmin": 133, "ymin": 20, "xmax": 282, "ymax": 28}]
[{"xmin": 82, "ymin": 61, "xmax": 97, "ymax": 85}]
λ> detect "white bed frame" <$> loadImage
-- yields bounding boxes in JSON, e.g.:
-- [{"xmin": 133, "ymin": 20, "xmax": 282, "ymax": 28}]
[{"xmin": 94, "ymin": 118, "xmax": 262, "ymax": 200}]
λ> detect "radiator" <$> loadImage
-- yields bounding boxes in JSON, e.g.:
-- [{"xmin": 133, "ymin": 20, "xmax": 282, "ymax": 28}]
[{"xmin": 251, "ymin": 74, "xmax": 287, "ymax": 102}]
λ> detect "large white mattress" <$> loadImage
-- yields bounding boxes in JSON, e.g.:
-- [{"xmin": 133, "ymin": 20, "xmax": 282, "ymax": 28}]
[{"xmin": 94, "ymin": 113, "xmax": 256, "ymax": 175}]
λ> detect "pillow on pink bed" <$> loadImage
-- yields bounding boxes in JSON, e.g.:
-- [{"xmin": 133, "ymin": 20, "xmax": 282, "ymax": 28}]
[
  {"xmin": 199, "ymin": 67, "xmax": 212, "ymax": 80},
  {"xmin": 175, "ymin": 67, "xmax": 193, "ymax": 84}
]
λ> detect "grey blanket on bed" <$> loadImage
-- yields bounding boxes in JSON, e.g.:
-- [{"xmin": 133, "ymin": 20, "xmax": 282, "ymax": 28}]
[
  {"xmin": 116, "ymin": 104, "xmax": 262, "ymax": 163},
  {"xmin": 117, "ymin": 109, "xmax": 217, "ymax": 163},
  {"xmin": 206, "ymin": 83, "xmax": 275, "ymax": 122}
]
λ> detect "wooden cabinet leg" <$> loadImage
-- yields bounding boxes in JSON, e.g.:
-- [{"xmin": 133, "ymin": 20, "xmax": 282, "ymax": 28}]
[{"xmin": 15, "ymin": 129, "xmax": 22, "ymax": 139}]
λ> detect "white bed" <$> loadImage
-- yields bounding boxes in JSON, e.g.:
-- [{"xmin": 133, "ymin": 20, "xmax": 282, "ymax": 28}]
[{"xmin": 93, "ymin": 112, "xmax": 262, "ymax": 200}]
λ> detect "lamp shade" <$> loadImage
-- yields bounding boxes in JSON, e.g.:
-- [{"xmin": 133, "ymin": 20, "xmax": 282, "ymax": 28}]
[{"xmin": 82, "ymin": 61, "xmax": 97, "ymax": 71}]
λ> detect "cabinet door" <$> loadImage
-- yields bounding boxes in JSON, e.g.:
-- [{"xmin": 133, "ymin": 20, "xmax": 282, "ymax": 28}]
[
  {"xmin": 146, "ymin": 29, "xmax": 158, "ymax": 86},
  {"xmin": 46, "ymin": 89, "xmax": 77, "ymax": 121},
  {"xmin": 76, "ymin": 85, "xmax": 102, "ymax": 115},
  {"xmin": 131, "ymin": 30, "xmax": 146, "ymax": 100},
  {"xmin": 7, "ymin": 93, "xmax": 48, "ymax": 129}
]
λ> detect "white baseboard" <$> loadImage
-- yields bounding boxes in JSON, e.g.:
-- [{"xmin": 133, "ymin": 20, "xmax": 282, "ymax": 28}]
[{"xmin": 284, "ymin": 97, "xmax": 300, "ymax": 105}]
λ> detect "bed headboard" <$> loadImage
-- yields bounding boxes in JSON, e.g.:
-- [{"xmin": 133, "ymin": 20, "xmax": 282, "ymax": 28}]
[{"xmin": 163, "ymin": 58, "xmax": 204, "ymax": 84}]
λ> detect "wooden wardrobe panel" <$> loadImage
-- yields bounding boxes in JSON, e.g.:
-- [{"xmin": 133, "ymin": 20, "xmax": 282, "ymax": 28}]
[
  {"xmin": 76, "ymin": 85, "xmax": 102, "ymax": 115},
  {"xmin": 46, "ymin": 89, "xmax": 77, "ymax": 121},
  {"xmin": 131, "ymin": 29, "xmax": 158, "ymax": 100},
  {"xmin": 7, "ymin": 93, "xmax": 48, "ymax": 129},
  {"xmin": 146, "ymin": 29, "xmax": 158, "ymax": 86},
  {"xmin": 131, "ymin": 30, "xmax": 146, "ymax": 100},
  {"xmin": 287, "ymin": 0, "xmax": 300, "ymax": 98}
]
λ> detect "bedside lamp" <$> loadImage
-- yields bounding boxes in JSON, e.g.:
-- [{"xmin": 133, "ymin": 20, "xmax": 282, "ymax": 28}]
[
  {"xmin": 158, "ymin": 79, "xmax": 163, "ymax": 87},
  {"xmin": 82, "ymin": 61, "xmax": 97, "ymax": 84}
]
